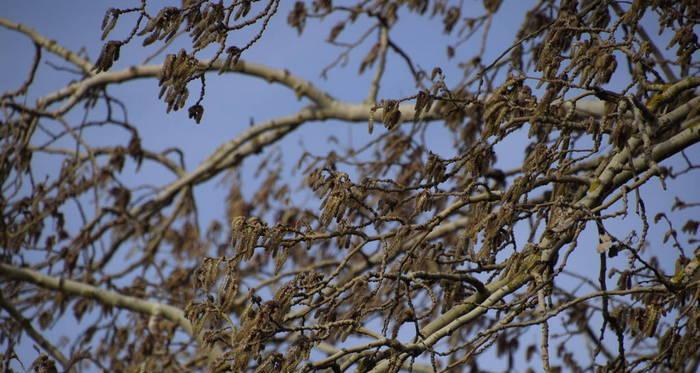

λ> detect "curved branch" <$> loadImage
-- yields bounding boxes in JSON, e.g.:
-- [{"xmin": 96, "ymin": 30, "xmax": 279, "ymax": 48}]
[
  {"xmin": 0, "ymin": 17, "xmax": 94, "ymax": 74},
  {"xmin": 41, "ymin": 59, "xmax": 335, "ymax": 114},
  {"xmin": 0, "ymin": 262, "xmax": 193, "ymax": 336}
]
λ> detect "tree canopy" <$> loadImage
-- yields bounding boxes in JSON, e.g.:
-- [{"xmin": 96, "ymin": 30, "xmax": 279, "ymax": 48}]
[{"xmin": 1, "ymin": 1, "xmax": 699, "ymax": 372}]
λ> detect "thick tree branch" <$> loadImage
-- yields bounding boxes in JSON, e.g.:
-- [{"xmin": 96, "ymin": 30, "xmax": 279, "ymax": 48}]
[
  {"xmin": 0, "ymin": 263, "xmax": 193, "ymax": 335},
  {"xmin": 0, "ymin": 17, "xmax": 94, "ymax": 74},
  {"xmin": 40, "ymin": 60, "xmax": 335, "ymax": 115}
]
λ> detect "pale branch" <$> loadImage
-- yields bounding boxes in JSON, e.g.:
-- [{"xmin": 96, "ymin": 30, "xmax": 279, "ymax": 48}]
[
  {"xmin": 608, "ymin": 118, "xmax": 700, "ymax": 193},
  {"xmin": 0, "ymin": 262, "xmax": 193, "ymax": 336},
  {"xmin": 0, "ymin": 17, "xmax": 94, "ymax": 75},
  {"xmin": 31, "ymin": 57, "xmax": 610, "ymax": 121},
  {"xmin": 39, "ymin": 59, "xmax": 334, "ymax": 116},
  {"xmin": 538, "ymin": 287, "xmax": 552, "ymax": 373},
  {"xmin": 658, "ymin": 95, "xmax": 700, "ymax": 128},
  {"xmin": 648, "ymin": 76, "xmax": 700, "ymax": 111}
]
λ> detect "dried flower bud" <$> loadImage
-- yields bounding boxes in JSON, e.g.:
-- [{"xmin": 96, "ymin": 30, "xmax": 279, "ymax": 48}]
[
  {"xmin": 443, "ymin": 7, "xmax": 460, "ymax": 34},
  {"xmin": 483, "ymin": 0, "xmax": 502, "ymax": 13},
  {"xmin": 94, "ymin": 40, "xmax": 122, "ymax": 72},
  {"xmin": 288, "ymin": 2, "xmax": 307, "ymax": 35},
  {"xmin": 328, "ymin": 22, "xmax": 345, "ymax": 43},
  {"xmin": 414, "ymin": 90, "xmax": 433, "ymax": 121},
  {"xmin": 188, "ymin": 104, "xmax": 204, "ymax": 124},
  {"xmin": 101, "ymin": 8, "xmax": 119, "ymax": 40},
  {"xmin": 359, "ymin": 43, "xmax": 380, "ymax": 75},
  {"xmin": 381, "ymin": 100, "xmax": 401, "ymax": 130},
  {"xmin": 221, "ymin": 46, "xmax": 242, "ymax": 74}
]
